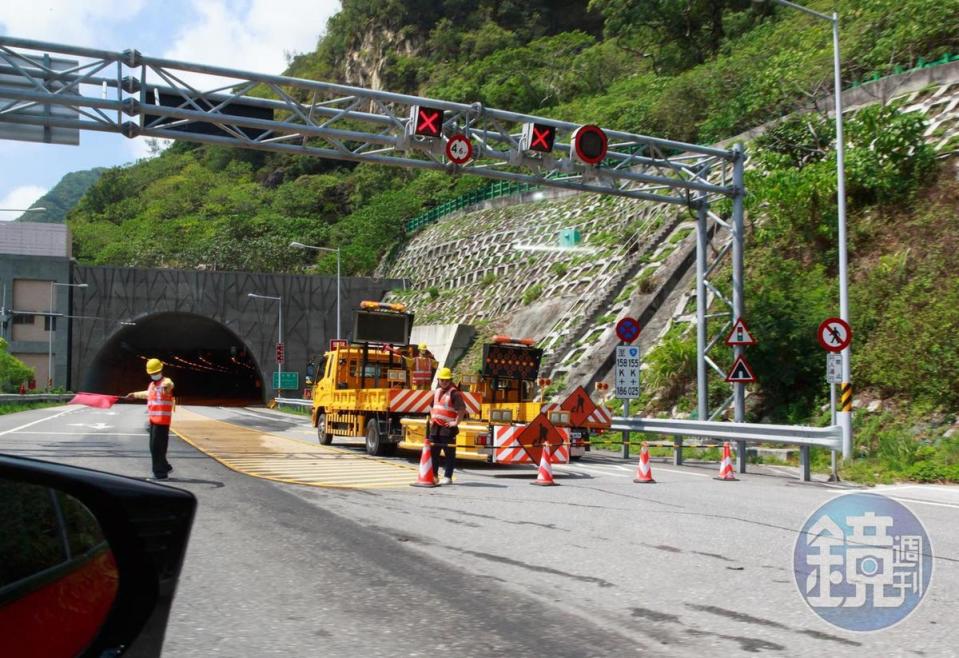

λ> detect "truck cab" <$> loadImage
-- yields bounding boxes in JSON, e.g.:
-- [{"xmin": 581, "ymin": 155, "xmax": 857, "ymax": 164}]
[{"xmin": 310, "ymin": 302, "xmax": 433, "ymax": 456}]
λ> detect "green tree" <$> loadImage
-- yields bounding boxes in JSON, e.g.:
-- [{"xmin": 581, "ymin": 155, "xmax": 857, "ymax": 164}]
[{"xmin": 0, "ymin": 339, "xmax": 33, "ymax": 392}]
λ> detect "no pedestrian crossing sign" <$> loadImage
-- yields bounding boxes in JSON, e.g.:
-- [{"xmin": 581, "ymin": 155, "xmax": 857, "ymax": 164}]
[
  {"xmin": 817, "ymin": 317, "xmax": 852, "ymax": 353},
  {"xmin": 273, "ymin": 371, "xmax": 298, "ymax": 390},
  {"xmin": 615, "ymin": 345, "xmax": 641, "ymax": 399}
]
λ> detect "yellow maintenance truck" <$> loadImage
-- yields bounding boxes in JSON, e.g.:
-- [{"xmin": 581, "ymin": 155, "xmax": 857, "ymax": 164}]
[
  {"xmin": 398, "ymin": 336, "xmax": 608, "ymax": 465},
  {"xmin": 310, "ymin": 301, "xmax": 436, "ymax": 456}
]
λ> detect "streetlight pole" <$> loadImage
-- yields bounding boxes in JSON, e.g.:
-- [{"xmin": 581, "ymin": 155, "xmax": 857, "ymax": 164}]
[
  {"xmin": 248, "ymin": 292, "xmax": 283, "ymax": 389},
  {"xmin": 48, "ymin": 282, "xmax": 88, "ymax": 389},
  {"xmin": 290, "ymin": 241, "xmax": 341, "ymax": 339},
  {"xmin": 762, "ymin": 0, "xmax": 852, "ymax": 460}
]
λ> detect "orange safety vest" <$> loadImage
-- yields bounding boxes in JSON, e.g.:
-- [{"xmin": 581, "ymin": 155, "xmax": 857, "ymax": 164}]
[
  {"xmin": 411, "ymin": 356, "xmax": 433, "ymax": 385},
  {"xmin": 430, "ymin": 386, "xmax": 460, "ymax": 427},
  {"xmin": 147, "ymin": 380, "xmax": 174, "ymax": 426}
]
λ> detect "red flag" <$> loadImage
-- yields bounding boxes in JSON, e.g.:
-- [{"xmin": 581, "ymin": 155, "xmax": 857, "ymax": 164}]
[{"xmin": 68, "ymin": 392, "xmax": 120, "ymax": 409}]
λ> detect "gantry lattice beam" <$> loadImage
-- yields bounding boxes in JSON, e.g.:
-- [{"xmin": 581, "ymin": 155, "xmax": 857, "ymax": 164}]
[{"xmin": 0, "ymin": 36, "xmax": 742, "ymax": 207}]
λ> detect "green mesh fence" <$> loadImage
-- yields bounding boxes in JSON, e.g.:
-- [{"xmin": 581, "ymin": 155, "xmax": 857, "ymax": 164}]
[
  {"xmin": 850, "ymin": 53, "xmax": 958, "ymax": 88},
  {"xmin": 404, "ymin": 181, "xmax": 540, "ymax": 233}
]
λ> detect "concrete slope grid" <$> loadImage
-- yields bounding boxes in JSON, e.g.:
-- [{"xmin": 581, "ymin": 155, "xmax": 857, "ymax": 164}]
[{"xmin": 384, "ymin": 67, "xmax": 959, "ymax": 399}]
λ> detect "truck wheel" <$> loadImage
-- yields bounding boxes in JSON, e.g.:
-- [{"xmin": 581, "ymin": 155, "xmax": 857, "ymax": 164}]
[
  {"xmin": 365, "ymin": 419, "xmax": 383, "ymax": 456},
  {"xmin": 316, "ymin": 413, "xmax": 333, "ymax": 445}
]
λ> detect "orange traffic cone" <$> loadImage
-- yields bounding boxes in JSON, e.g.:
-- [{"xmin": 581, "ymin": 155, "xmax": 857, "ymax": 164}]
[
  {"xmin": 633, "ymin": 441, "xmax": 656, "ymax": 483},
  {"xmin": 531, "ymin": 442, "xmax": 558, "ymax": 486},
  {"xmin": 411, "ymin": 438, "xmax": 438, "ymax": 488},
  {"xmin": 715, "ymin": 441, "xmax": 738, "ymax": 481}
]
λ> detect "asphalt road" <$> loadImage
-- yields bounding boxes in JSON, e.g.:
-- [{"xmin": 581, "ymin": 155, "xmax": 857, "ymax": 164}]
[{"xmin": 1, "ymin": 403, "xmax": 956, "ymax": 657}]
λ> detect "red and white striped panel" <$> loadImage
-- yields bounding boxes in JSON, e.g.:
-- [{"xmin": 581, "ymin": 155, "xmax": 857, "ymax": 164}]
[
  {"xmin": 586, "ymin": 405, "xmax": 612, "ymax": 427},
  {"xmin": 541, "ymin": 402, "xmax": 561, "ymax": 415},
  {"xmin": 492, "ymin": 425, "xmax": 571, "ymax": 464},
  {"xmin": 493, "ymin": 426, "xmax": 529, "ymax": 464},
  {"xmin": 552, "ymin": 436, "xmax": 570, "ymax": 463},
  {"xmin": 388, "ymin": 389, "xmax": 432, "ymax": 413},
  {"xmin": 462, "ymin": 392, "xmax": 482, "ymax": 417}
]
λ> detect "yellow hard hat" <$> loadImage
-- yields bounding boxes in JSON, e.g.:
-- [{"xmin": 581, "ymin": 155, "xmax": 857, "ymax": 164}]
[
  {"xmin": 419, "ymin": 343, "xmax": 428, "ymax": 351},
  {"xmin": 145, "ymin": 358, "xmax": 163, "ymax": 374},
  {"xmin": 437, "ymin": 367, "xmax": 453, "ymax": 380}
]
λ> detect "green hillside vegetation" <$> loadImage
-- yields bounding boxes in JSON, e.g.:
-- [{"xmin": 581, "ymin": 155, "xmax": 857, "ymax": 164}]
[
  {"xmin": 636, "ymin": 103, "xmax": 959, "ymax": 481},
  {"xmin": 0, "ymin": 338, "xmax": 33, "ymax": 392},
  {"xmin": 69, "ymin": 0, "xmax": 959, "ymax": 273},
  {"xmin": 15, "ymin": 168, "xmax": 105, "ymax": 223},
  {"xmin": 66, "ymin": 0, "xmax": 959, "ymax": 481}
]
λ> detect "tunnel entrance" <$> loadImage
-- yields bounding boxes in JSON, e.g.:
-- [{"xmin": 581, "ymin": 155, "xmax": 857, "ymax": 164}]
[{"xmin": 84, "ymin": 311, "xmax": 264, "ymax": 405}]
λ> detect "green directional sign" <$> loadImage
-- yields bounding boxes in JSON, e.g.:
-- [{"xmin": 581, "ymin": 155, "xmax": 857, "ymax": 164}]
[{"xmin": 272, "ymin": 371, "xmax": 298, "ymax": 390}]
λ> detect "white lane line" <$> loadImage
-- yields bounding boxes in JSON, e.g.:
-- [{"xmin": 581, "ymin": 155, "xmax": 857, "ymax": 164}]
[
  {"xmin": 886, "ymin": 496, "xmax": 959, "ymax": 511},
  {"xmin": 653, "ymin": 466, "xmax": 712, "ymax": 478},
  {"xmin": 0, "ymin": 407, "xmax": 82, "ymax": 437},
  {"xmin": 226, "ymin": 407, "xmax": 309, "ymax": 424},
  {"xmin": 10, "ymin": 431, "xmax": 148, "ymax": 437},
  {"xmin": 875, "ymin": 484, "xmax": 959, "ymax": 495},
  {"xmin": 575, "ymin": 462, "xmax": 712, "ymax": 478}
]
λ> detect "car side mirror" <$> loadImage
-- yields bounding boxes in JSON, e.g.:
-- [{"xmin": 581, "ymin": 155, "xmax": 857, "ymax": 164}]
[{"xmin": 0, "ymin": 455, "xmax": 196, "ymax": 658}]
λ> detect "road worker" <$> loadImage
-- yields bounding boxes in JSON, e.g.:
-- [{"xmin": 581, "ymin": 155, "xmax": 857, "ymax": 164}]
[
  {"xmin": 427, "ymin": 367, "xmax": 466, "ymax": 485},
  {"xmin": 127, "ymin": 358, "xmax": 175, "ymax": 480},
  {"xmin": 411, "ymin": 343, "xmax": 437, "ymax": 390}
]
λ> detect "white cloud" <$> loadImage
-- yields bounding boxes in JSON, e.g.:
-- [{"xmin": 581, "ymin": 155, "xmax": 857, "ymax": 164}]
[
  {"xmin": 125, "ymin": 136, "xmax": 172, "ymax": 162},
  {"xmin": 161, "ymin": 0, "xmax": 339, "ymax": 88},
  {"xmin": 0, "ymin": 0, "xmax": 147, "ymax": 46},
  {"xmin": 0, "ymin": 185, "xmax": 48, "ymax": 221}
]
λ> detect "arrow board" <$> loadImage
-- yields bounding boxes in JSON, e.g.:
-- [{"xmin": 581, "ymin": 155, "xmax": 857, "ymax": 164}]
[
  {"xmin": 725, "ymin": 317, "xmax": 757, "ymax": 346},
  {"xmin": 725, "ymin": 355, "xmax": 756, "ymax": 383}
]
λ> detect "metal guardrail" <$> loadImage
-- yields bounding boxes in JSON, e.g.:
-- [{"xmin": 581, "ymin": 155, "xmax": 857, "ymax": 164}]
[
  {"xmin": 0, "ymin": 394, "xmax": 74, "ymax": 404},
  {"xmin": 610, "ymin": 416, "xmax": 841, "ymax": 481},
  {"xmin": 273, "ymin": 397, "xmax": 313, "ymax": 408}
]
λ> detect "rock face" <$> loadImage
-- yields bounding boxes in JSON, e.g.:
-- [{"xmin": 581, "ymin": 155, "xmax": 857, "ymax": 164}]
[{"xmin": 341, "ymin": 26, "xmax": 419, "ymax": 92}]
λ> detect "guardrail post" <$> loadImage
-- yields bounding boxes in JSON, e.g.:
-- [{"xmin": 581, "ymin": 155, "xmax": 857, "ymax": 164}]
[
  {"xmin": 673, "ymin": 436, "xmax": 683, "ymax": 465},
  {"xmin": 737, "ymin": 440, "xmax": 747, "ymax": 474},
  {"xmin": 800, "ymin": 445, "xmax": 811, "ymax": 482}
]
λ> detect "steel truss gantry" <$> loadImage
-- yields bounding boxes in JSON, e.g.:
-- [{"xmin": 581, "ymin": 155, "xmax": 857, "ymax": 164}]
[{"xmin": 0, "ymin": 35, "xmax": 748, "ymax": 452}]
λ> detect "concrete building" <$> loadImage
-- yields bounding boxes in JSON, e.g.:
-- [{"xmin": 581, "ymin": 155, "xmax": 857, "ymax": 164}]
[{"xmin": 0, "ymin": 223, "xmax": 73, "ymax": 389}]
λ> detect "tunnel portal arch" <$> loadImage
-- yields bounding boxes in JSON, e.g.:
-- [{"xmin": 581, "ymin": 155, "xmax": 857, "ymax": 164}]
[{"xmin": 83, "ymin": 311, "xmax": 265, "ymax": 405}]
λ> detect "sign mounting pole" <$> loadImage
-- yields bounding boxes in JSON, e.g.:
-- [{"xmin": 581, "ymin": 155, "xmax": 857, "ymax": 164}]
[{"xmin": 614, "ymin": 317, "xmax": 641, "ymax": 461}]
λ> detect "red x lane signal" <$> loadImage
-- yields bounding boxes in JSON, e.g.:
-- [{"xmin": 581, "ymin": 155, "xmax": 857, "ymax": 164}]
[
  {"xmin": 521, "ymin": 122, "xmax": 556, "ymax": 153},
  {"xmin": 410, "ymin": 105, "xmax": 444, "ymax": 138}
]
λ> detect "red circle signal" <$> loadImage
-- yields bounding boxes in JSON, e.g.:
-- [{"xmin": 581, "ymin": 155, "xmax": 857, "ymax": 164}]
[
  {"xmin": 817, "ymin": 317, "xmax": 852, "ymax": 353},
  {"xmin": 572, "ymin": 124, "xmax": 608, "ymax": 165},
  {"xmin": 445, "ymin": 133, "xmax": 473, "ymax": 165}
]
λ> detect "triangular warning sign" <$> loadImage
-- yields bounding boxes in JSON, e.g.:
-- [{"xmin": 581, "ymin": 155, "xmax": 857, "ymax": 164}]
[
  {"xmin": 560, "ymin": 385, "xmax": 597, "ymax": 427},
  {"xmin": 725, "ymin": 355, "xmax": 757, "ymax": 383},
  {"xmin": 725, "ymin": 317, "xmax": 757, "ymax": 346},
  {"xmin": 515, "ymin": 413, "xmax": 564, "ymax": 465}
]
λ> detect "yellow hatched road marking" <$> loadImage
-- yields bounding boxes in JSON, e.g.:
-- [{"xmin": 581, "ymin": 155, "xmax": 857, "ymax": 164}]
[{"xmin": 172, "ymin": 408, "xmax": 416, "ymax": 489}]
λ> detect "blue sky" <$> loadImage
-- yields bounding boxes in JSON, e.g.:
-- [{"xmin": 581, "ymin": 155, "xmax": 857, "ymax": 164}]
[{"xmin": 0, "ymin": 0, "xmax": 341, "ymax": 220}]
